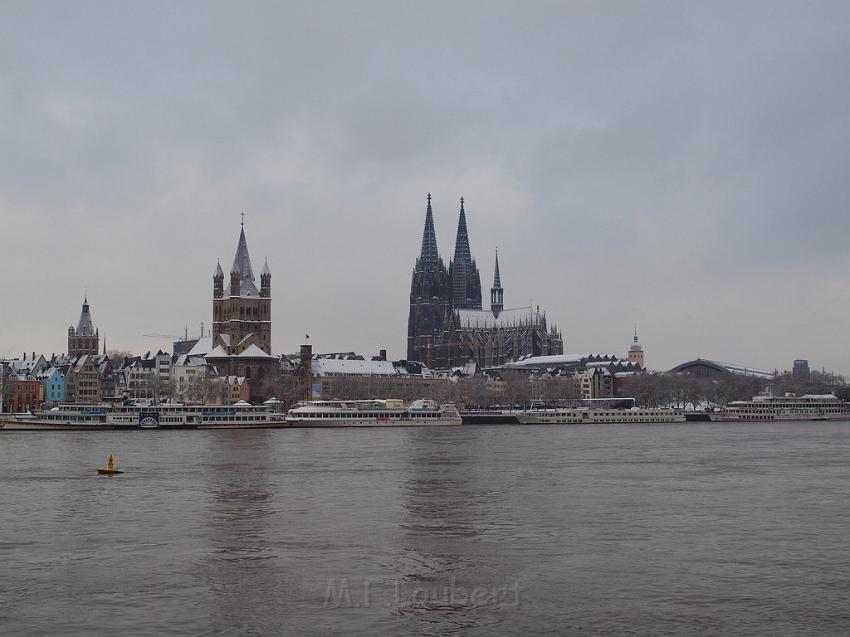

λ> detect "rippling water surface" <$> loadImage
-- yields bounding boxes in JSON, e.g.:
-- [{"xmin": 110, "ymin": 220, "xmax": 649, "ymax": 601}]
[{"xmin": 3, "ymin": 422, "xmax": 850, "ymax": 635}]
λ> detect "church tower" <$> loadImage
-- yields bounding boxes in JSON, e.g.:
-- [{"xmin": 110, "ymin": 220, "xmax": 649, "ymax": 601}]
[
  {"xmin": 212, "ymin": 221, "xmax": 272, "ymax": 356},
  {"xmin": 448, "ymin": 197, "xmax": 482, "ymax": 310},
  {"xmin": 490, "ymin": 249, "xmax": 504, "ymax": 318},
  {"xmin": 407, "ymin": 194, "xmax": 451, "ymax": 365},
  {"xmin": 628, "ymin": 329, "xmax": 645, "ymax": 368},
  {"xmin": 68, "ymin": 295, "xmax": 99, "ymax": 357}
]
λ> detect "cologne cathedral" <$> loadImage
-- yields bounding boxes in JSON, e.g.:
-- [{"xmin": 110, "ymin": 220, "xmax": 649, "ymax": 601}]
[{"xmin": 407, "ymin": 195, "xmax": 563, "ymax": 369}]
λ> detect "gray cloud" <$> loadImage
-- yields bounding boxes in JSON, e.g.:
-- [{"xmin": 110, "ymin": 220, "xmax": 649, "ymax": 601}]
[{"xmin": 1, "ymin": 1, "xmax": 849, "ymax": 375}]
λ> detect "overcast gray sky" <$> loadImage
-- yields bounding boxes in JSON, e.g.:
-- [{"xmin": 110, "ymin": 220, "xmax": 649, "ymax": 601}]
[{"xmin": 1, "ymin": 1, "xmax": 849, "ymax": 373}]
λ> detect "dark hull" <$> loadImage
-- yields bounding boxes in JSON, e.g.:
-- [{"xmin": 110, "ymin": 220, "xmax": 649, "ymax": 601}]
[{"xmin": 461, "ymin": 412, "xmax": 520, "ymax": 425}]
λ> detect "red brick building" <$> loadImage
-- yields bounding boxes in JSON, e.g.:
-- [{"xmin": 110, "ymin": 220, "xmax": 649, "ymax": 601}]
[{"xmin": 2, "ymin": 376, "xmax": 42, "ymax": 413}]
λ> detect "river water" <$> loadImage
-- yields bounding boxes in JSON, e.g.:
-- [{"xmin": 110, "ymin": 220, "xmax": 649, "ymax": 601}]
[{"xmin": 2, "ymin": 422, "xmax": 850, "ymax": 636}]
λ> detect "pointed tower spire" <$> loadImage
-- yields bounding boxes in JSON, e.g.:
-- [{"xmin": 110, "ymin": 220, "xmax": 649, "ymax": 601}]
[
  {"xmin": 490, "ymin": 248, "xmax": 504, "ymax": 318},
  {"xmin": 229, "ymin": 221, "xmax": 259, "ymax": 297},
  {"xmin": 418, "ymin": 193, "xmax": 440, "ymax": 265},
  {"xmin": 454, "ymin": 197, "xmax": 471, "ymax": 262},
  {"xmin": 76, "ymin": 295, "xmax": 95, "ymax": 336},
  {"xmin": 450, "ymin": 196, "xmax": 482, "ymax": 309}
]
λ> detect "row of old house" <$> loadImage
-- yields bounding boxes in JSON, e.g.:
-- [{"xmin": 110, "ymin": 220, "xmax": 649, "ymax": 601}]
[
  {"xmin": 0, "ymin": 345, "xmax": 645, "ymax": 413},
  {"xmin": 0, "ymin": 351, "xmax": 253, "ymax": 413}
]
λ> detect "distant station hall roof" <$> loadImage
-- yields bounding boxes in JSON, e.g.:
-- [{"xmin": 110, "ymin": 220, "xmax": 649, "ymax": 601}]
[
  {"xmin": 502, "ymin": 354, "xmax": 586, "ymax": 369},
  {"xmin": 669, "ymin": 358, "xmax": 775, "ymax": 380}
]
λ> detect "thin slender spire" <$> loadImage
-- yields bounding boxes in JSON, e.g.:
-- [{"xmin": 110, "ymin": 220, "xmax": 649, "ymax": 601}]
[
  {"xmin": 453, "ymin": 196, "xmax": 471, "ymax": 263},
  {"xmin": 419, "ymin": 193, "xmax": 440, "ymax": 264},
  {"xmin": 490, "ymin": 248, "xmax": 504, "ymax": 316},
  {"xmin": 450, "ymin": 196, "xmax": 481, "ymax": 309}
]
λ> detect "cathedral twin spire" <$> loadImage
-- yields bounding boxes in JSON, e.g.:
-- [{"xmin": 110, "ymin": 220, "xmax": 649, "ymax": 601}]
[{"xmin": 412, "ymin": 194, "xmax": 504, "ymax": 314}]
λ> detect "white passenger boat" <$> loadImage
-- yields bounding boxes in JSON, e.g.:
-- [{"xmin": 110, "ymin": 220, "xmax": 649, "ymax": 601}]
[
  {"xmin": 0, "ymin": 401, "xmax": 288, "ymax": 430},
  {"xmin": 284, "ymin": 399, "xmax": 461, "ymax": 427},
  {"xmin": 517, "ymin": 406, "xmax": 684, "ymax": 424},
  {"xmin": 709, "ymin": 393, "xmax": 850, "ymax": 422}
]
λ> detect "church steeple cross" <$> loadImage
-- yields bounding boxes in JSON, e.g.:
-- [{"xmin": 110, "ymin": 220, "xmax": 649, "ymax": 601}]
[{"xmin": 240, "ymin": 212, "xmax": 246, "ymax": 227}]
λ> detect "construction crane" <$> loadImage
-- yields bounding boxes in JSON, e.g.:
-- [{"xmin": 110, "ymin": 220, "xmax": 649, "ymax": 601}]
[{"xmin": 142, "ymin": 323, "xmax": 205, "ymax": 342}]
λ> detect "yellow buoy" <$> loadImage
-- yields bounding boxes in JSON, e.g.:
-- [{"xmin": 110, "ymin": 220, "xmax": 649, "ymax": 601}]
[{"xmin": 97, "ymin": 453, "xmax": 124, "ymax": 475}]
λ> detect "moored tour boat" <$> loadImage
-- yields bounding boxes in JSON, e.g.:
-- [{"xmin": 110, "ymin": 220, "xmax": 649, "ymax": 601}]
[
  {"xmin": 284, "ymin": 398, "xmax": 461, "ymax": 427},
  {"xmin": 0, "ymin": 400, "xmax": 288, "ymax": 431},
  {"xmin": 709, "ymin": 393, "xmax": 850, "ymax": 422},
  {"xmin": 516, "ymin": 406, "xmax": 684, "ymax": 424}
]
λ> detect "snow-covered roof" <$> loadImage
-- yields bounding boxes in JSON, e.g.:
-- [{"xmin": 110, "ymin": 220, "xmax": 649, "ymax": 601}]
[
  {"xmin": 237, "ymin": 344, "xmax": 273, "ymax": 358},
  {"xmin": 585, "ymin": 359, "xmax": 628, "ymax": 368},
  {"xmin": 456, "ymin": 306, "xmax": 542, "ymax": 329},
  {"xmin": 205, "ymin": 345, "xmax": 229, "ymax": 358},
  {"xmin": 90, "ymin": 354, "xmax": 112, "ymax": 374},
  {"xmin": 72, "ymin": 355, "xmax": 91, "ymax": 372},
  {"xmin": 8, "ymin": 360, "xmax": 32, "ymax": 373},
  {"xmin": 174, "ymin": 354, "xmax": 208, "ymax": 367},
  {"xmin": 312, "ymin": 358, "xmax": 399, "ymax": 377},
  {"xmin": 449, "ymin": 361, "xmax": 478, "ymax": 376},
  {"xmin": 503, "ymin": 354, "xmax": 586, "ymax": 369},
  {"xmin": 36, "ymin": 366, "xmax": 61, "ymax": 380},
  {"xmin": 187, "ymin": 335, "xmax": 214, "ymax": 356}
]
